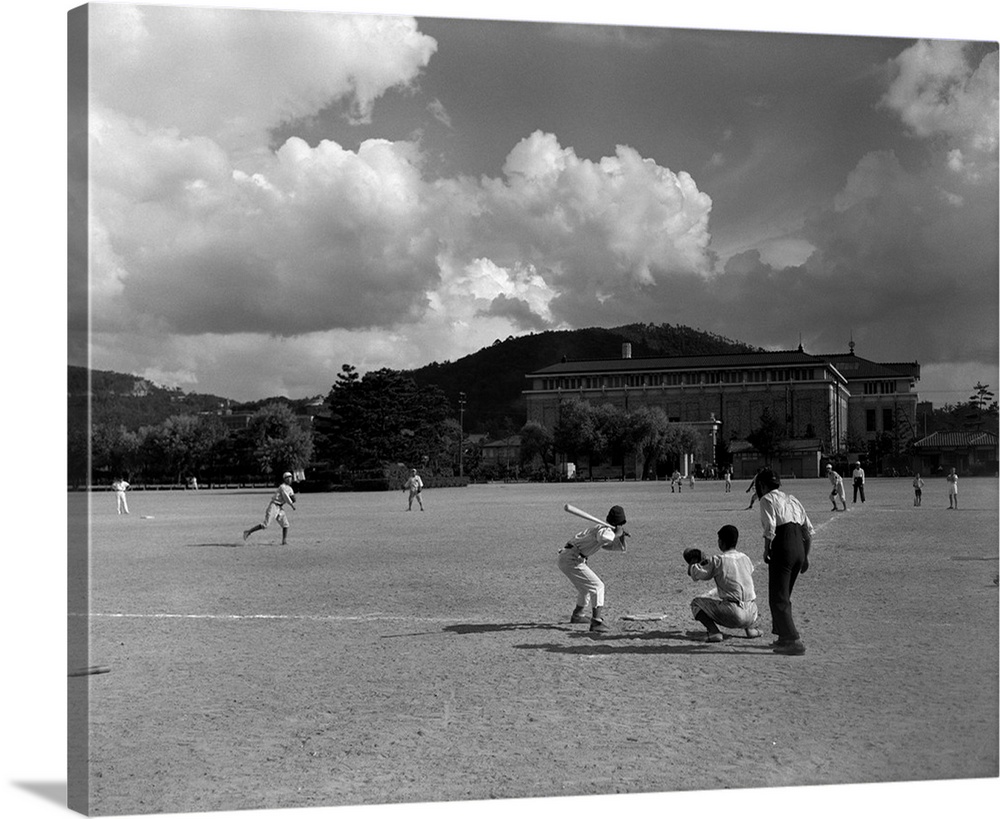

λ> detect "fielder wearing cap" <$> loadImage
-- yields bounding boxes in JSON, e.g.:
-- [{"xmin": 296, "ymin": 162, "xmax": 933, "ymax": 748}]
[
  {"xmin": 825, "ymin": 464, "xmax": 847, "ymax": 511},
  {"xmin": 557, "ymin": 504, "xmax": 629, "ymax": 633},
  {"xmin": 243, "ymin": 472, "xmax": 297, "ymax": 545}
]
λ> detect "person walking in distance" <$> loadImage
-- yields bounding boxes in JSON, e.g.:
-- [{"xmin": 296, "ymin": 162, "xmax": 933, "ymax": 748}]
[
  {"xmin": 403, "ymin": 468, "xmax": 424, "ymax": 511},
  {"xmin": 244, "ymin": 472, "xmax": 296, "ymax": 545},
  {"xmin": 755, "ymin": 468, "xmax": 814, "ymax": 656},
  {"xmin": 557, "ymin": 505, "xmax": 629, "ymax": 633},
  {"xmin": 912, "ymin": 472, "xmax": 924, "ymax": 506},
  {"xmin": 745, "ymin": 469, "xmax": 761, "ymax": 510},
  {"xmin": 946, "ymin": 467, "xmax": 959, "ymax": 509},
  {"xmin": 852, "ymin": 462, "xmax": 866, "ymax": 504},
  {"xmin": 826, "ymin": 464, "xmax": 847, "ymax": 511},
  {"xmin": 112, "ymin": 477, "xmax": 130, "ymax": 515}
]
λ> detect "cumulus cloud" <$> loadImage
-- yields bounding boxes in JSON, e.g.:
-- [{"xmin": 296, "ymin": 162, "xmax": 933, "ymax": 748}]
[
  {"xmin": 458, "ymin": 131, "xmax": 714, "ymax": 324},
  {"xmin": 703, "ymin": 142, "xmax": 998, "ymax": 366},
  {"xmin": 81, "ymin": 10, "xmax": 996, "ymax": 403},
  {"xmin": 880, "ymin": 40, "xmax": 999, "ymax": 158},
  {"xmin": 89, "ymin": 40, "xmax": 718, "ymax": 378},
  {"xmin": 697, "ymin": 40, "xmax": 998, "ymax": 366},
  {"xmin": 89, "ymin": 5, "xmax": 438, "ymax": 152}
]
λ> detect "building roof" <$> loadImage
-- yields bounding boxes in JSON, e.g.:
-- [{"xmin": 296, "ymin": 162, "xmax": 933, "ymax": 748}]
[
  {"xmin": 914, "ymin": 431, "xmax": 998, "ymax": 448},
  {"xmin": 527, "ymin": 349, "xmax": 826, "ymax": 376},
  {"xmin": 818, "ymin": 353, "xmax": 920, "ymax": 382},
  {"xmin": 481, "ymin": 435, "xmax": 521, "ymax": 448}
]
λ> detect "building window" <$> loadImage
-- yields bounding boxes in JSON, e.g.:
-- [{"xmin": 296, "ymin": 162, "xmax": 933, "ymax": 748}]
[
  {"xmin": 866, "ymin": 409, "xmax": 877, "ymax": 432},
  {"xmin": 883, "ymin": 408, "xmax": 894, "ymax": 431}
]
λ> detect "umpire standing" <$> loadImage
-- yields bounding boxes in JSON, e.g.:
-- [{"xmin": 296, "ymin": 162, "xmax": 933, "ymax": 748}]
[
  {"xmin": 754, "ymin": 468, "xmax": 814, "ymax": 656},
  {"xmin": 852, "ymin": 462, "xmax": 866, "ymax": 504}
]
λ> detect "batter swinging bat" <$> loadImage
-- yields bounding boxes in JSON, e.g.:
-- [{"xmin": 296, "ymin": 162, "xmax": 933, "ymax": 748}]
[{"xmin": 563, "ymin": 503, "xmax": 613, "ymax": 528}]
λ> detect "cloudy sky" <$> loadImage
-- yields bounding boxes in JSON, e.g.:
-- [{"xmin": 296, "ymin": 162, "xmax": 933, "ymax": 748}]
[{"xmin": 72, "ymin": 2, "xmax": 999, "ymax": 405}]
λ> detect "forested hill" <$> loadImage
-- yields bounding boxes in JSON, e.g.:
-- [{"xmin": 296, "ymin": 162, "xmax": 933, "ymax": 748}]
[
  {"xmin": 408, "ymin": 323, "xmax": 761, "ymax": 434},
  {"xmin": 72, "ymin": 324, "xmax": 759, "ymax": 435},
  {"xmin": 68, "ymin": 366, "xmax": 238, "ymax": 433}
]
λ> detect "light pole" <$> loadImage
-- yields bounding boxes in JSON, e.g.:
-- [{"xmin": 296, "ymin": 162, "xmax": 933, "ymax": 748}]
[{"xmin": 458, "ymin": 392, "xmax": 466, "ymax": 477}]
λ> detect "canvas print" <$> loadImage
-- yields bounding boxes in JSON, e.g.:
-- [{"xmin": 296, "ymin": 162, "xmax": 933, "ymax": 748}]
[{"xmin": 67, "ymin": 2, "xmax": 998, "ymax": 817}]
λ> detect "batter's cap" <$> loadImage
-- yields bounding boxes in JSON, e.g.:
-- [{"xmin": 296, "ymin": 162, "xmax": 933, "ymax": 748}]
[{"xmin": 606, "ymin": 505, "xmax": 627, "ymax": 526}]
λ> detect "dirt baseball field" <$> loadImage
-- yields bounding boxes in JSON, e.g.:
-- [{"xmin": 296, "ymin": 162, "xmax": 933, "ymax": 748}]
[{"xmin": 72, "ymin": 477, "xmax": 998, "ymax": 816}]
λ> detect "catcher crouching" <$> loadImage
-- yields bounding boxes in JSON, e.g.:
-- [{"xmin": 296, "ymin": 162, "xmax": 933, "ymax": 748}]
[{"xmin": 685, "ymin": 524, "xmax": 762, "ymax": 643}]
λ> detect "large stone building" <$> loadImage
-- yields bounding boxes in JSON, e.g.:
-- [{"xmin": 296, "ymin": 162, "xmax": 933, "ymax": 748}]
[{"xmin": 523, "ymin": 342, "xmax": 920, "ymax": 478}]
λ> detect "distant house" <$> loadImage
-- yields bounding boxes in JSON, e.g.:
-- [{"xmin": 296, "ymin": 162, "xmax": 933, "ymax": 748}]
[
  {"xmin": 728, "ymin": 438, "xmax": 824, "ymax": 480},
  {"xmin": 480, "ymin": 435, "xmax": 521, "ymax": 469},
  {"xmin": 912, "ymin": 431, "xmax": 999, "ymax": 476}
]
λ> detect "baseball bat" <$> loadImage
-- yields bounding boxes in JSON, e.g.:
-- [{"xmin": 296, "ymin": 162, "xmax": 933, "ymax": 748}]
[{"xmin": 563, "ymin": 503, "xmax": 612, "ymax": 528}]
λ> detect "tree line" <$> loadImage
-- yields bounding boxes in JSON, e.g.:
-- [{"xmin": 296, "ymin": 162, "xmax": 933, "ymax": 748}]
[
  {"xmin": 73, "ymin": 403, "xmax": 315, "ymax": 487},
  {"xmin": 74, "ymin": 364, "xmax": 708, "ymax": 486},
  {"xmin": 72, "ymin": 363, "xmax": 999, "ymax": 487}
]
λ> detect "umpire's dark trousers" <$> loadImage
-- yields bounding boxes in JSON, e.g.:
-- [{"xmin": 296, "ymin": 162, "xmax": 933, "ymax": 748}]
[
  {"xmin": 853, "ymin": 479, "xmax": 865, "ymax": 503},
  {"xmin": 768, "ymin": 522, "xmax": 805, "ymax": 641}
]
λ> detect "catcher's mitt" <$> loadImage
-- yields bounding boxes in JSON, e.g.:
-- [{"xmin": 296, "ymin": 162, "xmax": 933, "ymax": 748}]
[{"xmin": 683, "ymin": 547, "xmax": 703, "ymax": 565}]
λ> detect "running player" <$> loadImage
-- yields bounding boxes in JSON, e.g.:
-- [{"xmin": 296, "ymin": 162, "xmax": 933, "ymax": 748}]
[{"xmin": 244, "ymin": 472, "xmax": 296, "ymax": 545}]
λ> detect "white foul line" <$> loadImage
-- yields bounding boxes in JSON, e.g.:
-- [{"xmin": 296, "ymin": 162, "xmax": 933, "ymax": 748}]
[{"xmin": 70, "ymin": 612, "xmax": 467, "ymax": 623}]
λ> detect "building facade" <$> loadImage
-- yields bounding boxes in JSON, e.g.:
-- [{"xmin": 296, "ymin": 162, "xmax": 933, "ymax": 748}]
[{"xmin": 523, "ymin": 343, "xmax": 920, "ymax": 478}]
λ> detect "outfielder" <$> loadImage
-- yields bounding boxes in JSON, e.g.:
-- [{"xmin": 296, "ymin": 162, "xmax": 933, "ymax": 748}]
[
  {"xmin": 557, "ymin": 505, "xmax": 628, "ymax": 632},
  {"xmin": 684, "ymin": 524, "xmax": 761, "ymax": 643},
  {"xmin": 826, "ymin": 464, "xmax": 847, "ymax": 511},
  {"xmin": 946, "ymin": 468, "xmax": 959, "ymax": 509},
  {"xmin": 112, "ymin": 477, "xmax": 130, "ymax": 515},
  {"xmin": 403, "ymin": 468, "xmax": 424, "ymax": 511},
  {"xmin": 244, "ymin": 472, "xmax": 296, "ymax": 545}
]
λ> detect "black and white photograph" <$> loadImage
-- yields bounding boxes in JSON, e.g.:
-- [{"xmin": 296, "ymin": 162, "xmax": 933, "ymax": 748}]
[{"xmin": 4, "ymin": 2, "xmax": 999, "ymax": 819}]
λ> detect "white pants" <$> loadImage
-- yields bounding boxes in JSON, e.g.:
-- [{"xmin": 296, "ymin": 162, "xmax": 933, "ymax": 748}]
[
  {"xmin": 558, "ymin": 550, "xmax": 605, "ymax": 608},
  {"xmin": 116, "ymin": 491, "xmax": 129, "ymax": 514},
  {"xmin": 691, "ymin": 593, "xmax": 758, "ymax": 629}
]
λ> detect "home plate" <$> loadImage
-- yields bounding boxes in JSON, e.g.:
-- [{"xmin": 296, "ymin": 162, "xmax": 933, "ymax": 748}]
[
  {"xmin": 141, "ymin": 515, "xmax": 155, "ymax": 519},
  {"xmin": 621, "ymin": 613, "xmax": 666, "ymax": 621}
]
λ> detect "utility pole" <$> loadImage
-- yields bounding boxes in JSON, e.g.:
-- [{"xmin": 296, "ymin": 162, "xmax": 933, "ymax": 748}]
[{"xmin": 458, "ymin": 392, "xmax": 466, "ymax": 477}]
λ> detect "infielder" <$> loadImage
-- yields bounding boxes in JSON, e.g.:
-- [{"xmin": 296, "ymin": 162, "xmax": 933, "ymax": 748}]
[
  {"xmin": 684, "ymin": 524, "xmax": 761, "ymax": 643},
  {"xmin": 112, "ymin": 477, "xmax": 130, "ymax": 515},
  {"xmin": 946, "ymin": 468, "xmax": 959, "ymax": 509},
  {"xmin": 826, "ymin": 464, "xmax": 847, "ymax": 511},
  {"xmin": 403, "ymin": 468, "xmax": 424, "ymax": 511},
  {"xmin": 244, "ymin": 472, "xmax": 296, "ymax": 545},
  {"xmin": 557, "ymin": 505, "xmax": 629, "ymax": 632}
]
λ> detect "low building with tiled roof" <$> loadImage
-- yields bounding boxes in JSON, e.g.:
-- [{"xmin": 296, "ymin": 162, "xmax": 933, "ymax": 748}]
[{"xmin": 912, "ymin": 431, "xmax": 998, "ymax": 475}]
